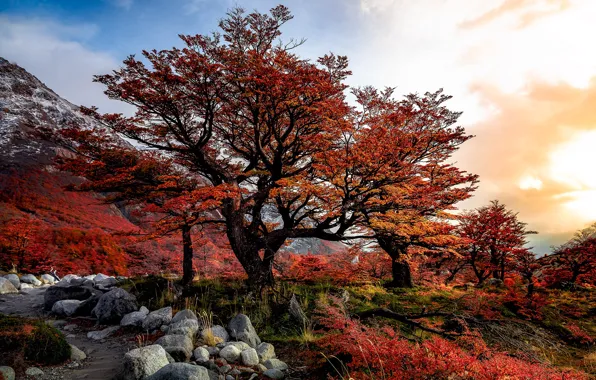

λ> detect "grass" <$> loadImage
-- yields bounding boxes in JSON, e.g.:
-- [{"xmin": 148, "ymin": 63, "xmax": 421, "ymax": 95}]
[{"xmin": 0, "ymin": 314, "xmax": 71, "ymax": 373}]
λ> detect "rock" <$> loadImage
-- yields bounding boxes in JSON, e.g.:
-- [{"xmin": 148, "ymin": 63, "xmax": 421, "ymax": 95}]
[
  {"xmin": 40, "ymin": 274, "xmax": 56, "ymax": 284},
  {"xmin": 264, "ymin": 359, "xmax": 288, "ymax": 371},
  {"xmin": 146, "ymin": 363, "xmax": 211, "ymax": 380},
  {"xmin": 257, "ymin": 364, "xmax": 267, "ymax": 372},
  {"xmin": 249, "ymin": 374, "xmax": 259, "ymax": 380},
  {"xmin": 84, "ymin": 274, "xmax": 97, "ymax": 281},
  {"xmin": 92, "ymin": 288, "xmax": 138, "ymax": 324},
  {"xmin": 219, "ymin": 345, "xmax": 241, "ymax": 363},
  {"xmin": 20, "ymin": 283, "xmax": 33, "ymax": 290},
  {"xmin": 142, "ymin": 307, "xmax": 172, "ymax": 331},
  {"xmin": 63, "ymin": 324, "xmax": 78, "ymax": 331},
  {"xmin": 201, "ymin": 325, "xmax": 229, "ymax": 345},
  {"xmin": 154, "ymin": 334, "xmax": 193, "ymax": 362},
  {"xmin": 263, "ymin": 368, "xmax": 285, "ymax": 379},
  {"xmin": 4, "ymin": 274, "xmax": 20, "ymax": 289},
  {"xmin": 25, "ymin": 367, "xmax": 44, "ymax": 377},
  {"xmin": 241, "ymin": 348, "xmax": 259, "ymax": 366},
  {"xmin": 165, "ymin": 352, "xmax": 175, "ymax": 364},
  {"xmin": 121, "ymin": 306, "xmax": 150, "ymax": 327},
  {"xmin": 122, "ymin": 345, "xmax": 169, "ymax": 380},
  {"xmin": 93, "ymin": 273, "xmax": 111, "ymax": 282},
  {"xmin": 0, "ymin": 277, "xmax": 18, "ymax": 294},
  {"xmin": 74, "ymin": 294, "xmax": 101, "ymax": 317},
  {"xmin": 0, "ymin": 366, "xmax": 15, "ymax": 380},
  {"xmin": 193, "ymin": 347, "xmax": 210, "ymax": 364},
  {"xmin": 70, "ymin": 278, "xmax": 94, "ymax": 287},
  {"xmin": 20, "ymin": 274, "xmax": 41, "ymax": 286},
  {"xmin": 256, "ymin": 342, "xmax": 275, "ymax": 362},
  {"xmin": 62, "ymin": 274, "xmax": 80, "ymax": 282},
  {"xmin": 226, "ymin": 375, "xmax": 234, "ymax": 380},
  {"xmin": 206, "ymin": 346, "xmax": 219, "ymax": 356},
  {"xmin": 225, "ymin": 341, "xmax": 250, "ymax": 351},
  {"xmin": 289, "ymin": 294, "xmax": 308, "ymax": 326},
  {"xmin": 218, "ymin": 364, "xmax": 232, "ymax": 374},
  {"xmin": 52, "ymin": 299, "xmax": 83, "ymax": 317},
  {"xmin": 87, "ymin": 325, "xmax": 120, "ymax": 340},
  {"xmin": 44, "ymin": 285, "xmax": 95, "ymax": 310},
  {"xmin": 168, "ymin": 319, "xmax": 199, "ymax": 337},
  {"xmin": 70, "ymin": 344, "xmax": 87, "ymax": 361},
  {"xmin": 171, "ymin": 309, "xmax": 198, "ymax": 324},
  {"xmin": 484, "ymin": 278, "xmax": 504, "ymax": 288},
  {"xmin": 228, "ymin": 314, "xmax": 261, "ymax": 348},
  {"xmin": 95, "ymin": 277, "xmax": 118, "ymax": 288}
]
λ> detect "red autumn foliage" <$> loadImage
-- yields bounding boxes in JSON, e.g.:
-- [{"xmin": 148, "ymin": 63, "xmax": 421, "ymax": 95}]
[{"xmin": 312, "ymin": 297, "xmax": 588, "ymax": 380}]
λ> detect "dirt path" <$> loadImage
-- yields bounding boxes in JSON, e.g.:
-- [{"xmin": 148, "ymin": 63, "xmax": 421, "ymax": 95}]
[{"xmin": 0, "ymin": 287, "xmax": 135, "ymax": 380}]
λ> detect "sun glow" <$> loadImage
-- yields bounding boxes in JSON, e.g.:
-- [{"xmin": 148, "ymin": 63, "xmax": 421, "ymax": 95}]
[{"xmin": 519, "ymin": 175, "xmax": 543, "ymax": 190}]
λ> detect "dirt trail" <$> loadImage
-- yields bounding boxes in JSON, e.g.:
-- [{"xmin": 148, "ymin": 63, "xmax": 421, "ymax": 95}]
[{"xmin": 0, "ymin": 287, "xmax": 135, "ymax": 380}]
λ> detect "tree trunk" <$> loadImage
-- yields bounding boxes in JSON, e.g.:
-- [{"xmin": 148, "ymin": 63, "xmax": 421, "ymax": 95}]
[
  {"xmin": 181, "ymin": 224, "xmax": 195, "ymax": 286},
  {"xmin": 377, "ymin": 237, "xmax": 413, "ymax": 288}
]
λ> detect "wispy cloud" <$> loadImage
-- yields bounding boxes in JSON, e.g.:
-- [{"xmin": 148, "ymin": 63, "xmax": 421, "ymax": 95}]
[{"xmin": 459, "ymin": 0, "xmax": 570, "ymax": 29}]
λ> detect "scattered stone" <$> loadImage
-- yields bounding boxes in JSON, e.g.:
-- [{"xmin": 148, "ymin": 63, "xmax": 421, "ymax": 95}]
[
  {"xmin": 226, "ymin": 375, "xmax": 234, "ymax": 380},
  {"xmin": 93, "ymin": 273, "xmax": 111, "ymax": 282},
  {"xmin": 264, "ymin": 359, "xmax": 288, "ymax": 371},
  {"xmin": 20, "ymin": 283, "xmax": 33, "ymax": 290},
  {"xmin": 4, "ymin": 274, "xmax": 20, "ymax": 289},
  {"xmin": 218, "ymin": 364, "xmax": 232, "ymax": 374},
  {"xmin": 92, "ymin": 288, "xmax": 138, "ymax": 324},
  {"xmin": 84, "ymin": 274, "xmax": 97, "ymax": 281},
  {"xmin": 171, "ymin": 309, "xmax": 198, "ymax": 324},
  {"xmin": 206, "ymin": 346, "xmax": 219, "ymax": 356},
  {"xmin": 122, "ymin": 345, "xmax": 169, "ymax": 380},
  {"xmin": 63, "ymin": 324, "xmax": 78, "ymax": 332},
  {"xmin": 289, "ymin": 293, "xmax": 308, "ymax": 326},
  {"xmin": 142, "ymin": 307, "xmax": 172, "ymax": 331},
  {"xmin": 69, "ymin": 278, "xmax": 94, "ymax": 287},
  {"xmin": 228, "ymin": 314, "xmax": 261, "ymax": 348},
  {"xmin": 146, "ymin": 363, "xmax": 211, "ymax": 380},
  {"xmin": 193, "ymin": 347, "xmax": 210, "ymax": 364},
  {"xmin": 0, "ymin": 366, "xmax": 15, "ymax": 380},
  {"xmin": 25, "ymin": 367, "xmax": 44, "ymax": 377},
  {"xmin": 0, "ymin": 277, "xmax": 18, "ymax": 294},
  {"xmin": 263, "ymin": 368, "xmax": 284, "ymax": 379},
  {"xmin": 154, "ymin": 334, "xmax": 193, "ymax": 362},
  {"xmin": 20, "ymin": 274, "xmax": 41, "ymax": 286},
  {"xmin": 52, "ymin": 299, "xmax": 83, "ymax": 317},
  {"xmin": 256, "ymin": 342, "xmax": 276, "ymax": 362},
  {"xmin": 241, "ymin": 348, "xmax": 259, "ymax": 366},
  {"xmin": 44, "ymin": 285, "xmax": 95, "ymax": 310},
  {"xmin": 257, "ymin": 364, "xmax": 267, "ymax": 372},
  {"xmin": 121, "ymin": 306, "xmax": 150, "ymax": 327},
  {"xmin": 201, "ymin": 325, "xmax": 229, "ymax": 345},
  {"xmin": 225, "ymin": 341, "xmax": 250, "ymax": 351},
  {"xmin": 70, "ymin": 344, "xmax": 87, "ymax": 361},
  {"xmin": 219, "ymin": 345, "xmax": 241, "ymax": 363},
  {"xmin": 165, "ymin": 352, "xmax": 175, "ymax": 364},
  {"xmin": 168, "ymin": 318, "xmax": 199, "ymax": 337},
  {"xmin": 87, "ymin": 325, "xmax": 120, "ymax": 340},
  {"xmin": 74, "ymin": 294, "xmax": 101, "ymax": 317},
  {"xmin": 40, "ymin": 274, "xmax": 56, "ymax": 284}
]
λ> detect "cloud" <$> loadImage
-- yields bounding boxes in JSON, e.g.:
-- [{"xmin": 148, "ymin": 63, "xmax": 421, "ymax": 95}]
[
  {"xmin": 459, "ymin": 0, "xmax": 570, "ymax": 29},
  {"xmin": 0, "ymin": 16, "xmax": 133, "ymax": 115}
]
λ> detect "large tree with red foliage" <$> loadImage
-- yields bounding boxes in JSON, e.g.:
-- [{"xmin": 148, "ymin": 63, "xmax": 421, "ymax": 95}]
[
  {"xmin": 547, "ymin": 222, "xmax": 596, "ymax": 285},
  {"xmin": 456, "ymin": 201, "xmax": 536, "ymax": 285},
  {"xmin": 312, "ymin": 87, "xmax": 478, "ymax": 287},
  {"xmin": 58, "ymin": 6, "xmax": 477, "ymax": 288}
]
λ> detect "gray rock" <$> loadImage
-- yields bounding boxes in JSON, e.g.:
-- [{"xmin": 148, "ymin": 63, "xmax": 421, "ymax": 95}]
[
  {"xmin": 44, "ymin": 285, "xmax": 96, "ymax": 310},
  {"xmin": 121, "ymin": 306, "xmax": 150, "ymax": 327},
  {"xmin": 0, "ymin": 277, "xmax": 18, "ymax": 294},
  {"xmin": 87, "ymin": 325, "xmax": 120, "ymax": 340},
  {"xmin": 92, "ymin": 288, "xmax": 138, "ymax": 324},
  {"xmin": 40, "ymin": 274, "xmax": 56, "ymax": 284},
  {"xmin": 241, "ymin": 348, "xmax": 259, "ymax": 366},
  {"xmin": 70, "ymin": 344, "xmax": 87, "ymax": 361},
  {"xmin": 219, "ymin": 345, "xmax": 241, "ymax": 363},
  {"xmin": 201, "ymin": 325, "xmax": 229, "ymax": 344},
  {"xmin": 93, "ymin": 273, "xmax": 111, "ymax": 282},
  {"xmin": 143, "ymin": 307, "xmax": 172, "ymax": 331},
  {"xmin": 168, "ymin": 319, "xmax": 199, "ymax": 337},
  {"xmin": 165, "ymin": 352, "xmax": 175, "ymax": 364},
  {"xmin": 52, "ymin": 299, "xmax": 83, "ymax": 317},
  {"xmin": 193, "ymin": 347, "xmax": 210, "ymax": 364},
  {"xmin": 25, "ymin": 367, "xmax": 44, "ymax": 377},
  {"xmin": 4, "ymin": 274, "xmax": 20, "ymax": 289},
  {"xmin": 256, "ymin": 342, "xmax": 276, "ymax": 362},
  {"xmin": 95, "ymin": 277, "xmax": 118, "ymax": 288},
  {"xmin": 74, "ymin": 294, "xmax": 101, "ymax": 317},
  {"xmin": 154, "ymin": 334, "xmax": 193, "ymax": 362},
  {"xmin": 84, "ymin": 274, "xmax": 97, "ymax": 281},
  {"xmin": 205, "ymin": 346, "xmax": 219, "ymax": 356},
  {"xmin": 0, "ymin": 366, "xmax": 15, "ymax": 380},
  {"xmin": 122, "ymin": 345, "xmax": 169, "ymax": 380},
  {"xmin": 263, "ymin": 368, "xmax": 284, "ymax": 379},
  {"xmin": 264, "ymin": 359, "xmax": 288, "ymax": 371},
  {"xmin": 70, "ymin": 278, "xmax": 94, "ymax": 287},
  {"xmin": 63, "ymin": 324, "xmax": 78, "ymax": 331},
  {"xmin": 61, "ymin": 274, "xmax": 80, "ymax": 283},
  {"xmin": 171, "ymin": 309, "xmax": 198, "ymax": 324},
  {"xmin": 218, "ymin": 364, "xmax": 232, "ymax": 374},
  {"xmin": 225, "ymin": 341, "xmax": 250, "ymax": 351},
  {"xmin": 228, "ymin": 314, "xmax": 261, "ymax": 348},
  {"xmin": 20, "ymin": 274, "xmax": 41, "ymax": 286},
  {"xmin": 19, "ymin": 283, "xmax": 33, "ymax": 290},
  {"xmin": 289, "ymin": 294, "xmax": 308, "ymax": 326},
  {"xmin": 257, "ymin": 364, "xmax": 267, "ymax": 372},
  {"xmin": 249, "ymin": 374, "xmax": 259, "ymax": 380},
  {"xmin": 146, "ymin": 363, "xmax": 211, "ymax": 380}
]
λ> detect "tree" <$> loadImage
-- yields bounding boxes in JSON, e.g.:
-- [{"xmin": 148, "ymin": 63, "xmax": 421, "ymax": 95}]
[
  {"xmin": 0, "ymin": 216, "xmax": 47, "ymax": 272},
  {"xmin": 548, "ymin": 222, "xmax": 596, "ymax": 284},
  {"xmin": 456, "ymin": 201, "xmax": 536, "ymax": 285},
  {"xmin": 312, "ymin": 87, "xmax": 478, "ymax": 287}
]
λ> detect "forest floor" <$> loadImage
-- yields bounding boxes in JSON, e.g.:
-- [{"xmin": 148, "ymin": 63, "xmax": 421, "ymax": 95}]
[{"xmin": 0, "ymin": 286, "xmax": 137, "ymax": 380}]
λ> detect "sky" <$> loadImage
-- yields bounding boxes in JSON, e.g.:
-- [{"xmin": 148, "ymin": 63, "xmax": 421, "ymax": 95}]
[{"xmin": 1, "ymin": 0, "xmax": 595, "ymax": 253}]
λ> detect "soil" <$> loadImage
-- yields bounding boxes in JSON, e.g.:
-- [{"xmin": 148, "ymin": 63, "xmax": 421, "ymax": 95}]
[{"xmin": 0, "ymin": 286, "xmax": 136, "ymax": 380}]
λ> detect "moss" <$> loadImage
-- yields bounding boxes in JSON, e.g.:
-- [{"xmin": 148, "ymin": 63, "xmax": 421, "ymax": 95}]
[{"xmin": 0, "ymin": 314, "xmax": 71, "ymax": 367}]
